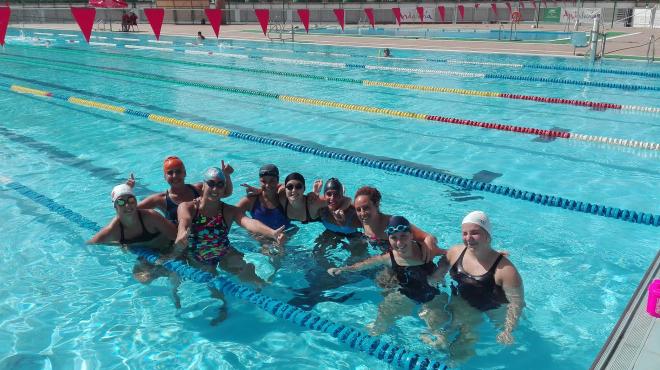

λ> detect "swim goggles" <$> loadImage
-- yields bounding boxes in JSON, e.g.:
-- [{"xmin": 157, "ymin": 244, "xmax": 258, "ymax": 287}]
[
  {"xmin": 115, "ymin": 196, "xmax": 137, "ymax": 207},
  {"xmin": 385, "ymin": 224, "xmax": 410, "ymax": 235}
]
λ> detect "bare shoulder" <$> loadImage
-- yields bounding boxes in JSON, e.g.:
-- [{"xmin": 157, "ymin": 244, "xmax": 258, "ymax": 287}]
[
  {"xmin": 495, "ymin": 256, "xmax": 522, "ymax": 286},
  {"xmin": 446, "ymin": 244, "xmax": 464, "ymax": 264}
]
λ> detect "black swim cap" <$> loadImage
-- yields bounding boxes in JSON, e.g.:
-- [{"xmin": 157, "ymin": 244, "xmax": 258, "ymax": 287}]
[
  {"xmin": 259, "ymin": 164, "xmax": 279, "ymax": 178},
  {"xmin": 285, "ymin": 172, "xmax": 305, "ymax": 186},
  {"xmin": 324, "ymin": 178, "xmax": 343, "ymax": 193},
  {"xmin": 386, "ymin": 216, "xmax": 411, "ymax": 235}
]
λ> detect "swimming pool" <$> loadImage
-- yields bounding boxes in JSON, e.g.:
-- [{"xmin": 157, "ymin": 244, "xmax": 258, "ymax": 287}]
[
  {"xmin": 0, "ymin": 28, "xmax": 659, "ymax": 369},
  {"xmin": 307, "ymin": 27, "xmax": 574, "ymax": 41}
]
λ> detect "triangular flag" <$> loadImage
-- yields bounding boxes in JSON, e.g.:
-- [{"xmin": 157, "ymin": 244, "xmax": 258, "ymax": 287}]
[
  {"xmin": 333, "ymin": 8, "xmax": 344, "ymax": 31},
  {"xmin": 506, "ymin": 2, "xmax": 512, "ymax": 14},
  {"xmin": 297, "ymin": 9, "xmax": 310, "ymax": 33},
  {"xmin": 0, "ymin": 6, "xmax": 10, "ymax": 47},
  {"xmin": 542, "ymin": 0, "xmax": 548, "ymax": 8},
  {"xmin": 255, "ymin": 9, "xmax": 269, "ymax": 36},
  {"xmin": 416, "ymin": 6, "xmax": 424, "ymax": 23},
  {"xmin": 519, "ymin": 0, "xmax": 526, "ymax": 9},
  {"xmin": 204, "ymin": 8, "xmax": 222, "ymax": 38},
  {"xmin": 70, "ymin": 7, "xmax": 95, "ymax": 43},
  {"xmin": 438, "ymin": 6, "xmax": 446, "ymax": 22},
  {"xmin": 364, "ymin": 8, "xmax": 375, "ymax": 29},
  {"xmin": 457, "ymin": 5, "xmax": 465, "ymax": 20},
  {"xmin": 391, "ymin": 7, "xmax": 402, "ymax": 26},
  {"xmin": 491, "ymin": 3, "xmax": 498, "ymax": 16},
  {"xmin": 144, "ymin": 8, "xmax": 164, "ymax": 40},
  {"xmin": 530, "ymin": 0, "xmax": 537, "ymax": 9},
  {"xmin": 475, "ymin": 3, "xmax": 480, "ymax": 9}
]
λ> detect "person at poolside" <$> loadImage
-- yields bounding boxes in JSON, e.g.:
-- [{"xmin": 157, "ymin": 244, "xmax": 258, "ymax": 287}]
[
  {"xmin": 87, "ymin": 183, "xmax": 183, "ymax": 306},
  {"xmin": 327, "ymin": 216, "xmax": 448, "ymax": 339},
  {"xmin": 445, "ymin": 211, "xmax": 524, "ymax": 349},
  {"xmin": 279, "ymin": 172, "xmax": 325, "ymax": 224},
  {"xmin": 135, "ymin": 156, "xmax": 233, "ymax": 224},
  {"xmin": 175, "ymin": 167, "xmax": 287, "ymax": 283},
  {"xmin": 237, "ymin": 164, "xmax": 292, "ymax": 253}
]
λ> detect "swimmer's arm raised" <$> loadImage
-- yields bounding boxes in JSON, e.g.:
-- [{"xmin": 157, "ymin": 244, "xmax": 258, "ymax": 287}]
[
  {"xmin": 327, "ymin": 254, "xmax": 389, "ymax": 276},
  {"xmin": 221, "ymin": 160, "xmax": 234, "ymax": 198},
  {"xmin": 410, "ymin": 224, "xmax": 446, "ymax": 262}
]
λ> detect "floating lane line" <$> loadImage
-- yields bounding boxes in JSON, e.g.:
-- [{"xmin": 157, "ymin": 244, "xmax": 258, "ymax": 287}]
[
  {"xmin": 124, "ymin": 45, "xmax": 174, "ymax": 52},
  {"xmin": 113, "ymin": 37, "xmax": 140, "ymax": 42},
  {"xmin": 3, "ymin": 54, "xmax": 658, "ymax": 152},
  {"xmin": 4, "ymin": 82, "xmax": 659, "ymax": 227},
  {"xmin": 0, "ymin": 176, "xmax": 446, "ymax": 370},
  {"xmin": 30, "ymin": 47, "xmax": 660, "ymax": 114}
]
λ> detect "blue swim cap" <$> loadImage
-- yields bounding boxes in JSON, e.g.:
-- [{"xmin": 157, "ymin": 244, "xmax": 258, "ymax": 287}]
[
  {"xmin": 386, "ymin": 216, "xmax": 411, "ymax": 235},
  {"xmin": 202, "ymin": 167, "xmax": 226, "ymax": 182}
]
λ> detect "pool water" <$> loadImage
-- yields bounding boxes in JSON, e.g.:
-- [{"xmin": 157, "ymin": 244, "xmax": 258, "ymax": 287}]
[
  {"xmin": 307, "ymin": 27, "xmax": 574, "ymax": 41},
  {"xmin": 0, "ymin": 28, "xmax": 659, "ymax": 369}
]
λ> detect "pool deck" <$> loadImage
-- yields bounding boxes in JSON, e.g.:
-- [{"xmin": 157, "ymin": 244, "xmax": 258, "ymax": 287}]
[
  {"xmin": 591, "ymin": 250, "xmax": 660, "ymax": 370},
  {"xmin": 9, "ymin": 21, "xmax": 660, "ymax": 368},
  {"xmin": 13, "ymin": 22, "xmax": 660, "ymax": 60}
]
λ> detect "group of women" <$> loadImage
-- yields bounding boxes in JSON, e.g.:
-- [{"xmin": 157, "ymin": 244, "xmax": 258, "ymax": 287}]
[{"xmin": 88, "ymin": 156, "xmax": 524, "ymax": 362}]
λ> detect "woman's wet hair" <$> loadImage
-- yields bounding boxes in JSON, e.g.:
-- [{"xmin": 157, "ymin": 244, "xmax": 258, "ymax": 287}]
[
  {"xmin": 354, "ymin": 186, "xmax": 381, "ymax": 206},
  {"xmin": 284, "ymin": 172, "xmax": 305, "ymax": 187}
]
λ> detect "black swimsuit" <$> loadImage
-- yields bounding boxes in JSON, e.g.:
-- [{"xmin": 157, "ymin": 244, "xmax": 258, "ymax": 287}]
[
  {"xmin": 119, "ymin": 211, "xmax": 160, "ymax": 244},
  {"xmin": 164, "ymin": 184, "xmax": 200, "ymax": 223},
  {"xmin": 389, "ymin": 243, "xmax": 440, "ymax": 304},
  {"xmin": 449, "ymin": 247, "xmax": 508, "ymax": 311},
  {"xmin": 284, "ymin": 195, "xmax": 319, "ymax": 224}
]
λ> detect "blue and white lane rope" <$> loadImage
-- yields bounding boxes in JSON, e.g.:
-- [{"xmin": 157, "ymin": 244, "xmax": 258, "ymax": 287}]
[{"xmin": 0, "ymin": 175, "xmax": 447, "ymax": 370}]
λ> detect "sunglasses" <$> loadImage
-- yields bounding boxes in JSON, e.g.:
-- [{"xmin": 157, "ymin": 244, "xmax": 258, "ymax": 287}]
[
  {"xmin": 286, "ymin": 183, "xmax": 304, "ymax": 191},
  {"xmin": 166, "ymin": 169, "xmax": 183, "ymax": 175},
  {"xmin": 205, "ymin": 180, "xmax": 225, "ymax": 188},
  {"xmin": 115, "ymin": 196, "xmax": 137, "ymax": 207}
]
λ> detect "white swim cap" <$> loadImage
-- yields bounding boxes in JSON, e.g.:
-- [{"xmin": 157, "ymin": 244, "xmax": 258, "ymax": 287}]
[
  {"xmin": 111, "ymin": 184, "xmax": 134, "ymax": 203},
  {"xmin": 462, "ymin": 211, "xmax": 491, "ymax": 237}
]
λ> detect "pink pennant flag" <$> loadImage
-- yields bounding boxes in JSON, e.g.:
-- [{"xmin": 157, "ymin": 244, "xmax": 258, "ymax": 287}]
[
  {"xmin": 519, "ymin": 1, "xmax": 525, "ymax": 9},
  {"xmin": 530, "ymin": 0, "xmax": 537, "ymax": 9},
  {"xmin": 416, "ymin": 6, "xmax": 424, "ymax": 23},
  {"xmin": 475, "ymin": 3, "xmax": 480, "ymax": 9},
  {"xmin": 297, "ymin": 9, "xmax": 310, "ymax": 34},
  {"xmin": 0, "ymin": 6, "xmax": 10, "ymax": 47},
  {"xmin": 144, "ymin": 8, "xmax": 164, "ymax": 40},
  {"xmin": 457, "ymin": 5, "xmax": 465, "ymax": 20},
  {"xmin": 255, "ymin": 8, "xmax": 269, "ymax": 36},
  {"xmin": 506, "ymin": 2, "xmax": 512, "ymax": 14},
  {"xmin": 70, "ymin": 7, "xmax": 95, "ymax": 43},
  {"xmin": 333, "ymin": 8, "xmax": 344, "ymax": 31},
  {"xmin": 491, "ymin": 3, "xmax": 498, "ymax": 16},
  {"xmin": 542, "ymin": 0, "xmax": 548, "ymax": 8},
  {"xmin": 204, "ymin": 8, "xmax": 222, "ymax": 38},
  {"xmin": 392, "ymin": 7, "xmax": 402, "ymax": 26},
  {"xmin": 364, "ymin": 8, "xmax": 375, "ymax": 29},
  {"xmin": 438, "ymin": 6, "xmax": 446, "ymax": 22}
]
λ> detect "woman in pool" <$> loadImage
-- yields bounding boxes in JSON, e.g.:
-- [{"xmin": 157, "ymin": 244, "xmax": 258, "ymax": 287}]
[
  {"xmin": 279, "ymin": 172, "xmax": 325, "ymax": 224},
  {"xmin": 445, "ymin": 210, "xmax": 524, "ymax": 346},
  {"xmin": 237, "ymin": 164, "xmax": 291, "ymax": 231},
  {"xmin": 354, "ymin": 186, "xmax": 444, "ymax": 260},
  {"xmin": 136, "ymin": 156, "xmax": 233, "ymax": 224},
  {"xmin": 176, "ymin": 167, "xmax": 286, "ymax": 283},
  {"xmin": 327, "ymin": 216, "xmax": 448, "ymax": 339}
]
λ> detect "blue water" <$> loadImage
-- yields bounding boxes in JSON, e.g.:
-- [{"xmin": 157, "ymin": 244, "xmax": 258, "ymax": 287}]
[
  {"xmin": 0, "ymin": 28, "xmax": 659, "ymax": 369},
  {"xmin": 308, "ymin": 27, "xmax": 574, "ymax": 41}
]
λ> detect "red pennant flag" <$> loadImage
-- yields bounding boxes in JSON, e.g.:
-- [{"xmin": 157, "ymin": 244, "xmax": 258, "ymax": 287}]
[
  {"xmin": 491, "ymin": 3, "xmax": 498, "ymax": 16},
  {"xmin": 144, "ymin": 8, "xmax": 164, "ymax": 40},
  {"xmin": 204, "ymin": 8, "xmax": 222, "ymax": 38},
  {"xmin": 0, "ymin": 6, "xmax": 10, "ymax": 47},
  {"xmin": 416, "ymin": 7, "xmax": 424, "ymax": 23},
  {"xmin": 475, "ymin": 3, "xmax": 480, "ymax": 9},
  {"xmin": 519, "ymin": 0, "xmax": 525, "ymax": 9},
  {"xmin": 333, "ymin": 9, "xmax": 344, "ymax": 31},
  {"xmin": 70, "ymin": 7, "xmax": 95, "ymax": 43},
  {"xmin": 506, "ymin": 2, "xmax": 512, "ymax": 14},
  {"xmin": 530, "ymin": 0, "xmax": 537, "ymax": 9},
  {"xmin": 438, "ymin": 6, "xmax": 446, "ymax": 22},
  {"xmin": 457, "ymin": 5, "xmax": 465, "ymax": 20},
  {"xmin": 391, "ymin": 7, "xmax": 402, "ymax": 26},
  {"xmin": 364, "ymin": 8, "xmax": 375, "ymax": 29},
  {"xmin": 297, "ymin": 9, "xmax": 310, "ymax": 34},
  {"xmin": 542, "ymin": 0, "xmax": 548, "ymax": 7},
  {"xmin": 255, "ymin": 8, "xmax": 269, "ymax": 36}
]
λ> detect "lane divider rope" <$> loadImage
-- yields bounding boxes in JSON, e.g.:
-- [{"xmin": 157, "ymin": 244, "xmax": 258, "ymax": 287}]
[
  {"xmin": 4, "ymin": 82, "xmax": 659, "ymax": 227},
  {"xmin": 0, "ymin": 176, "xmax": 446, "ymax": 370},
  {"xmin": 2, "ymin": 55, "xmax": 658, "ymax": 151},
  {"xmin": 15, "ymin": 47, "xmax": 660, "ymax": 113}
]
